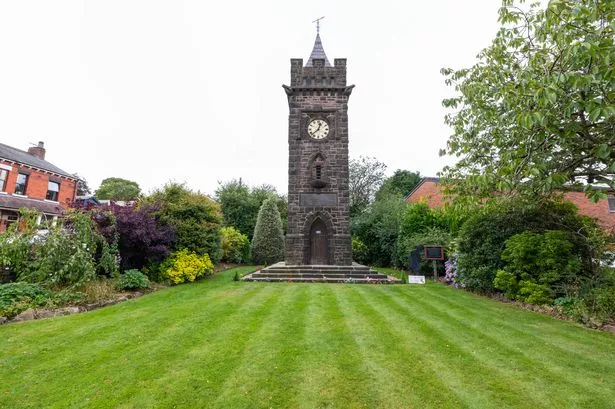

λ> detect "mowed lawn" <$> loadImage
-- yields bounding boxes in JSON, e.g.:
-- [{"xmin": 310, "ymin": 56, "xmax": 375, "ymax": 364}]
[{"xmin": 1, "ymin": 267, "xmax": 614, "ymax": 409}]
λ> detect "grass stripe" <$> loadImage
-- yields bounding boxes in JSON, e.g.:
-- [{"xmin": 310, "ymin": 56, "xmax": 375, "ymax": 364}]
[
  {"xmin": 354, "ymin": 285, "xmax": 549, "ymax": 409},
  {"xmin": 374, "ymin": 285, "xmax": 614, "ymax": 408},
  {"xmin": 339, "ymin": 285, "xmax": 470, "ymax": 409},
  {"xmin": 209, "ymin": 284, "xmax": 311, "ymax": 408},
  {"xmin": 293, "ymin": 284, "xmax": 380, "ymax": 409}
]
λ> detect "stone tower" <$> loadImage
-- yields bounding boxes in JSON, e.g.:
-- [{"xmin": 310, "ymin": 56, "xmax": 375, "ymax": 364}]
[{"xmin": 282, "ymin": 32, "xmax": 354, "ymax": 266}]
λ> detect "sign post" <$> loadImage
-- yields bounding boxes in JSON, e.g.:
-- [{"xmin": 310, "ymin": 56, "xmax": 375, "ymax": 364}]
[{"xmin": 424, "ymin": 245, "xmax": 444, "ymax": 281}]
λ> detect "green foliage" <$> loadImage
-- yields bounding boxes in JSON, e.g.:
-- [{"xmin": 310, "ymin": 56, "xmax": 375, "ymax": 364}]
[
  {"xmin": 456, "ymin": 200, "xmax": 605, "ymax": 293},
  {"xmin": 351, "ymin": 195, "xmax": 405, "ymax": 266},
  {"xmin": 0, "ymin": 282, "xmax": 49, "ymax": 318},
  {"xmin": 375, "ymin": 170, "xmax": 422, "ymax": 201},
  {"xmin": 591, "ymin": 285, "xmax": 615, "ymax": 322},
  {"xmin": 251, "ymin": 198, "xmax": 284, "ymax": 265},
  {"xmin": 0, "ymin": 210, "xmax": 119, "ymax": 287},
  {"xmin": 351, "ymin": 238, "xmax": 369, "ymax": 265},
  {"xmin": 398, "ymin": 202, "xmax": 437, "ymax": 239},
  {"xmin": 518, "ymin": 281, "xmax": 553, "ymax": 305},
  {"xmin": 148, "ymin": 182, "xmax": 223, "ymax": 261},
  {"xmin": 394, "ymin": 202, "xmax": 465, "ymax": 269},
  {"xmin": 349, "ymin": 156, "xmax": 387, "ymax": 218},
  {"xmin": 117, "ymin": 269, "xmax": 150, "ymax": 290},
  {"xmin": 501, "ymin": 231, "xmax": 581, "ymax": 286},
  {"xmin": 163, "ymin": 249, "xmax": 215, "ymax": 285},
  {"xmin": 95, "ymin": 177, "xmax": 141, "ymax": 201},
  {"xmin": 494, "ymin": 270, "xmax": 519, "ymax": 299},
  {"xmin": 441, "ymin": 0, "xmax": 615, "ymax": 203},
  {"xmin": 220, "ymin": 226, "xmax": 250, "ymax": 264},
  {"xmin": 215, "ymin": 179, "xmax": 288, "ymax": 239}
]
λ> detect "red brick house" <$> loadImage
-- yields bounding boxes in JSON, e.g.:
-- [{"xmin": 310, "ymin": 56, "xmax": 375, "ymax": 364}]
[
  {"xmin": 406, "ymin": 177, "xmax": 615, "ymax": 234},
  {"xmin": 0, "ymin": 142, "xmax": 78, "ymax": 231}
]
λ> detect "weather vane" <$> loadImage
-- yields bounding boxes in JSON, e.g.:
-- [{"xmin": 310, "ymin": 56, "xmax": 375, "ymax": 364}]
[{"xmin": 312, "ymin": 16, "xmax": 325, "ymax": 34}]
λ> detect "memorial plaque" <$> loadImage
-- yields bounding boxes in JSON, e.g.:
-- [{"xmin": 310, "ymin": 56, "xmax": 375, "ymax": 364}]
[
  {"xmin": 300, "ymin": 193, "xmax": 338, "ymax": 207},
  {"xmin": 407, "ymin": 275, "xmax": 426, "ymax": 284},
  {"xmin": 424, "ymin": 246, "xmax": 444, "ymax": 260}
]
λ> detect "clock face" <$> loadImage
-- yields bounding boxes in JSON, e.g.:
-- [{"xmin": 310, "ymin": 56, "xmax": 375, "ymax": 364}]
[{"xmin": 307, "ymin": 119, "xmax": 330, "ymax": 139}]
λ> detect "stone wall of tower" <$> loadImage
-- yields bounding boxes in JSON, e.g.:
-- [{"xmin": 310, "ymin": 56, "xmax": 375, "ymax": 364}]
[{"xmin": 285, "ymin": 58, "xmax": 353, "ymax": 265}]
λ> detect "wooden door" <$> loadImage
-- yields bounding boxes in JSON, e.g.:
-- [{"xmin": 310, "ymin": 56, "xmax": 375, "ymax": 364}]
[{"xmin": 309, "ymin": 219, "xmax": 328, "ymax": 265}]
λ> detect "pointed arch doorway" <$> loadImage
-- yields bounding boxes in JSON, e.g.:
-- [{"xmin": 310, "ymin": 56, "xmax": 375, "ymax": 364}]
[{"xmin": 309, "ymin": 219, "xmax": 329, "ymax": 265}]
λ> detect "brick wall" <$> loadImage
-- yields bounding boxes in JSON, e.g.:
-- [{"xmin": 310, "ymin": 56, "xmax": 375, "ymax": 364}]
[{"xmin": 0, "ymin": 159, "xmax": 76, "ymax": 208}]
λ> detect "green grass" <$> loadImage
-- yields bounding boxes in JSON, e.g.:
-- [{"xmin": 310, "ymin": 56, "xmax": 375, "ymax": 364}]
[{"xmin": 1, "ymin": 266, "xmax": 614, "ymax": 409}]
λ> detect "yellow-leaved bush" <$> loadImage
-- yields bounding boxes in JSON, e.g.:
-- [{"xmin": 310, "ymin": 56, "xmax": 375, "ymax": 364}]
[{"xmin": 163, "ymin": 249, "xmax": 214, "ymax": 284}]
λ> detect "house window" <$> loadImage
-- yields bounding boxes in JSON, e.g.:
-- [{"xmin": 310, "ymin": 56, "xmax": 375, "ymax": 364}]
[
  {"xmin": 608, "ymin": 195, "xmax": 615, "ymax": 213},
  {"xmin": 0, "ymin": 169, "xmax": 7, "ymax": 192},
  {"xmin": 315, "ymin": 165, "xmax": 322, "ymax": 180},
  {"xmin": 14, "ymin": 173, "xmax": 28, "ymax": 195},
  {"xmin": 46, "ymin": 181, "xmax": 60, "ymax": 201}
]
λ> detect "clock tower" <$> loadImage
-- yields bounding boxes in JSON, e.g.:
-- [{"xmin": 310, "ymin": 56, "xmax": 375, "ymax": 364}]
[{"xmin": 282, "ymin": 31, "xmax": 354, "ymax": 266}]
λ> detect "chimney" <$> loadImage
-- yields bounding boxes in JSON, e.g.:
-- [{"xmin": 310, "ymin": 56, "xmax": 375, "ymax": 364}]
[{"xmin": 27, "ymin": 141, "xmax": 46, "ymax": 160}]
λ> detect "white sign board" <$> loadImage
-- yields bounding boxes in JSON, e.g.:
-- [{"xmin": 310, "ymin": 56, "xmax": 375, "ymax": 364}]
[{"xmin": 407, "ymin": 275, "xmax": 425, "ymax": 284}]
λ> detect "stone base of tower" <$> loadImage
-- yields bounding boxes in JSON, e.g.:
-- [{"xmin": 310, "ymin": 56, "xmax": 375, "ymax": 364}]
[
  {"xmin": 285, "ymin": 233, "xmax": 352, "ymax": 266},
  {"xmin": 242, "ymin": 262, "xmax": 401, "ymax": 284}
]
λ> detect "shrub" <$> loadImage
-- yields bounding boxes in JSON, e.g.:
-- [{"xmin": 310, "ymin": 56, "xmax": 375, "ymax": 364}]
[
  {"xmin": 117, "ymin": 269, "xmax": 151, "ymax": 290},
  {"xmin": 493, "ymin": 230, "xmax": 585, "ymax": 304},
  {"xmin": 251, "ymin": 198, "xmax": 284, "ymax": 265},
  {"xmin": 456, "ymin": 200, "xmax": 605, "ymax": 293},
  {"xmin": 351, "ymin": 238, "xmax": 369, "ymax": 265},
  {"xmin": 502, "ymin": 231, "xmax": 581, "ymax": 285},
  {"xmin": 0, "ymin": 282, "xmax": 49, "ymax": 318},
  {"xmin": 215, "ymin": 179, "xmax": 288, "ymax": 239},
  {"xmin": 220, "ymin": 227, "xmax": 250, "ymax": 263},
  {"xmin": 351, "ymin": 195, "xmax": 405, "ymax": 266},
  {"xmin": 494, "ymin": 270, "xmax": 519, "ymax": 299},
  {"xmin": 1, "ymin": 211, "xmax": 118, "ymax": 287},
  {"xmin": 163, "ymin": 250, "xmax": 214, "ymax": 284},
  {"xmin": 111, "ymin": 203, "xmax": 176, "ymax": 272},
  {"xmin": 592, "ymin": 286, "xmax": 615, "ymax": 321},
  {"xmin": 517, "ymin": 281, "xmax": 553, "ymax": 305},
  {"xmin": 80, "ymin": 279, "xmax": 117, "ymax": 302},
  {"xmin": 147, "ymin": 183, "xmax": 223, "ymax": 262}
]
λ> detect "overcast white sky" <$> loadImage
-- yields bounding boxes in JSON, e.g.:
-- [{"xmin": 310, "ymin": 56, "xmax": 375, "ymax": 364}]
[{"xmin": 0, "ymin": 0, "xmax": 507, "ymax": 196}]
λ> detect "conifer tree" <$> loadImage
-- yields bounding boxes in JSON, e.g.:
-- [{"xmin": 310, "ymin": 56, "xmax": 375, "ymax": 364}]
[{"xmin": 251, "ymin": 197, "xmax": 284, "ymax": 265}]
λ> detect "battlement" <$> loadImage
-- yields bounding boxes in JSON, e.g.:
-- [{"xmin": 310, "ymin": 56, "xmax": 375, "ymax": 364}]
[{"xmin": 290, "ymin": 58, "xmax": 347, "ymax": 88}]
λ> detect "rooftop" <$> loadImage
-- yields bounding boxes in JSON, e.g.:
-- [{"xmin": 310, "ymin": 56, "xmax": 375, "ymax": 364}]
[{"xmin": 0, "ymin": 142, "xmax": 76, "ymax": 179}]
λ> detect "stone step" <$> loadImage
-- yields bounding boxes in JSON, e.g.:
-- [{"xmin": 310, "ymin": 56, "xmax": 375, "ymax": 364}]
[
  {"xmin": 243, "ymin": 276, "xmax": 395, "ymax": 284},
  {"xmin": 252, "ymin": 273, "xmax": 389, "ymax": 279},
  {"xmin": 265, "ymin": 266, "xmax": 373, "ymax": 272},
  {"xmin": 257, "ymin": 269, "xmax": 379, "ymax": 276},
  {"xmin": 242, "ymin": 262, "xmax": 402, "ymax": 284}
]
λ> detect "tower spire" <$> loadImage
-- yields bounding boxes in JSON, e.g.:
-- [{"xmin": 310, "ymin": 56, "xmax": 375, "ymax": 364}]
[{"xmin": 306, "ymin": 16, "xmax": 331, "ymax": 67}]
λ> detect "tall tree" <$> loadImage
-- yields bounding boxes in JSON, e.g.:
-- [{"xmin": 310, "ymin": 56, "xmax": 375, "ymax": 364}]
[
  {"xmin": 251, "ymin": 197, "xmax": 284, "ymax": 265},
  {"xmin": 375, "ymin": 170, "xmax": 422, "ymax": 201},
  {"xmin": 349, "ymin": 156, "xmax": 387, "ymax": 218},
  {"xmin": 441, "ymin": 0, "xmax": 615, "ymax": 204},
  {"xmin": 95, "ymin": 177, "xmax": 141, "ymax": 201},
  {"xmin": 73, "ymin": 174, "xmax": 91, "ymax": 196},
  {"xmin": 215, "ymin": 179, "xmax": 287, "ymax": 239}
]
